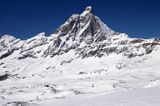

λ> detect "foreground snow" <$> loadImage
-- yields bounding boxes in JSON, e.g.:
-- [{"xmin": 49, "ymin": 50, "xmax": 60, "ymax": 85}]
[
  {"xmin": 0, "ymin": 48, "xmax": 160, "ymax": 106},
  {"xmin": 37, "ymin": 87, "xmax": 160, "ymax": 106}
]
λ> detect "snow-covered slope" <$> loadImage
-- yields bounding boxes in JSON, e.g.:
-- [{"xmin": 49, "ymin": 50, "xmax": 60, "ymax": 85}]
[{"xmin": 0, "ymin": 6, "xmax": 160, "ymax": 106}]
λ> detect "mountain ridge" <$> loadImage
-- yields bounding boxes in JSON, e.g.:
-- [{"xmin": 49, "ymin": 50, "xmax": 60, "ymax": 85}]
[
  {"xmin": 0, "ymin": 6, "xmax": 160, "ymax": 106},
  {"xmin": 1, "ymin": 6, "xmax": 159, "ymax": 60}
]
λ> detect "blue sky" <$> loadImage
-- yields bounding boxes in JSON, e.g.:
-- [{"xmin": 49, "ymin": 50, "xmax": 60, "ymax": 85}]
[{"xmin": 0, "ymin": 0, "xmax": 160, "ymax": 39}]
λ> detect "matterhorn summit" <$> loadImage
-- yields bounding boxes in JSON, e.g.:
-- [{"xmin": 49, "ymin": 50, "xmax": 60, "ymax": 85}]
[
  {"xmin": 0, "ymin": 6, "xmax": 160, "ymax": 106},
  {"xmin": 44, "ymin": 6, "xmax": 115, "ymax": 56},
  {"xmin": 85, "ymin": 6, "xmax": 92, "ymax": 12},
  {"xmin": 81, "ymin": 6, "xmax": 92, "ymax": 16}
]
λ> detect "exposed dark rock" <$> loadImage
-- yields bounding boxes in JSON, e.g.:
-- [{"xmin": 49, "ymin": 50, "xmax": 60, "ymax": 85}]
[
  {"xmin": 154, "ymin": 37, "xmax": 160, "ymax": 42},
  {"xmin": 0, "ymin": 74, "xmax": 9, "ymax": 81},
  {"xmin": 0, "ymin": 49, "xmax": 14, "ymax": 59},
  {"xmin": 79, "ymin": 72, "xmax": 86, "ymax": 74},
  {"xmin": 0, "ymin": 63, "xmax": 4, "ymax": 65},
  {"xmin": 6, "ymin": 101, "xmax": 29, "ymax": 106},
  {"xmin": 44, "ymin": 84, "xmax": 49, "ymax": 87},
  {"xmin": 60, "ymin": 59, "xmax": 73, "ymax": 65},
  {"xmin": 130, "ymin": 39, "xmax": 144, "ymax": 44},
  {"xmin": 18, "ymin": 52, "xmax": 37, "ymax": 59}
]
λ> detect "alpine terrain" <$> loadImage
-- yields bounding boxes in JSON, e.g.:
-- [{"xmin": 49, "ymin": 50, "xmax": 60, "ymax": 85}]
[{"xmin": 0, "ymin": 6, "xmax": 160, "ymax": 106}]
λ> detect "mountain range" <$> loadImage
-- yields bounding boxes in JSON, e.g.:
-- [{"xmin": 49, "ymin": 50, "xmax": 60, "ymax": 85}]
[{"xmin": 0, "ymin": 6, "xmax": 160, "ymax": 106}]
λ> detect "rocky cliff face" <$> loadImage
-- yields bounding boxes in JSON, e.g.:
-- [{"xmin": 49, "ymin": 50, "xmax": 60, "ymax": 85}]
[{"xmin": 43, "ymin": 6, "xmax": 115, "ymax": 57}]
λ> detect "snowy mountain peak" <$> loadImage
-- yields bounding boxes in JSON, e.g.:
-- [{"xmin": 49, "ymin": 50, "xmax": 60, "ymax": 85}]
[
  {"xmin": 44, "ymin": 6, "xmax": 116, "ymax": 56},
  {"xmin": 81, "ymin": 6, "xmax": 92, "ymax": 16},
  {"xmin": 85, "ymin": 6, "xmax": 92, "ymax": 12},
  {"xmin": 34, "ymin": 32, "xmax": 46, "ymax": 38},
  {"xmin": 0, "ymin": 34, "xmax": 17, "ymax": 42},
  {"xmin": 55, "ymin": 6, "xmax": 114, "ymax": 39}
]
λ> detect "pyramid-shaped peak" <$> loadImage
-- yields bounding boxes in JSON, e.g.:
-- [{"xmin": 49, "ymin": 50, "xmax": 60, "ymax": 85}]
[{"xmin": 55, "ymin": 5, "xmax": 114, "ymax": 41}]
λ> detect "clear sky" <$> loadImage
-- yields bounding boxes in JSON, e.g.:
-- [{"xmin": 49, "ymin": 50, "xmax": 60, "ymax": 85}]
[{"xmin": 0, "ymin": 0, "xmax": 160, "ymax": 39}]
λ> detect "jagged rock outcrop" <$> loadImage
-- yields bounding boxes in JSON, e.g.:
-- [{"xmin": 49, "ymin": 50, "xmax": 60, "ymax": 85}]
[{"xmin": 0, "ymin": 35, "xmax": 23, "ymax": 59}]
